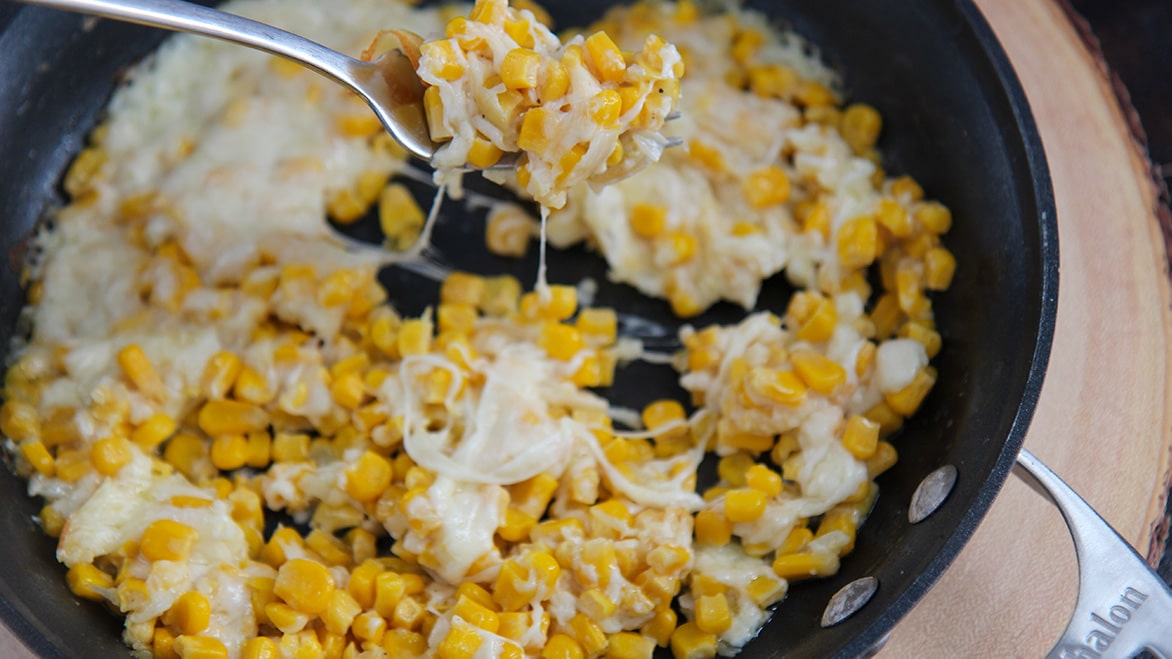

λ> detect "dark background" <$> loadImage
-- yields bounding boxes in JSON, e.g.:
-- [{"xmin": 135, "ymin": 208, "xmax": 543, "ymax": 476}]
[{"xmin": 1066, "ymin": 0, "xmax": 1172, "ymax": 582}]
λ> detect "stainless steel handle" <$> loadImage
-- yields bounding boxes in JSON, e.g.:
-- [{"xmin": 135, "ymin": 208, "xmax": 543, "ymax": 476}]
[
  {"xmin": 17, "ymin": 0, "xmax": 360, "ymax": 90},
  {"xmin": 1015, "ymin": 449, "xmax": 1172, "ymax": 658}
]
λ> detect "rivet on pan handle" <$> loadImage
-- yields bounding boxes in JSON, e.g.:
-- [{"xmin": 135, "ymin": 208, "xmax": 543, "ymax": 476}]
[
  {"xmin": 909, "ymin": 464, "xmax": 958, "ymax": 524},
  {"xmin": 1014, "ymin": 449, "xmax": 1172, "ymax": 658}
]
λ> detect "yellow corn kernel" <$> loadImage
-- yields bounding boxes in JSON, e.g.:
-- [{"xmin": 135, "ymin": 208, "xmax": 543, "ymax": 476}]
[
  {"xmin": 874, "ymin": 198, "xmax": 911, "ymax": 239},
  {"xmin": 923, "ymin": 247, "xmax": 957, "ymax": 290},
  {"xmin": 304, "ymin": 529, "xmax": 350, "ymax": 568},
  {"xmin": 724, "ymin": 488, "xmax": 767, "ymax": 523},
  {"xmin": 467, "ymin": 138, "xmax": 504, "ymax": 169},
  {"xmin": 914, "ymin": 201, "xmax": 952, "ymax": 235},
  {"xmin": 130, "ymin": 413, "xmax": 176, "ymax": 449},
  {"xmin": 437, "ymin": 621, "xmax": 483, "ymax": 659},
  {"xmin": 21, "ymin": 439, "xmax": 56, "ymax": 477},
  {"xmin": 202, "ymin": 351, "xmax": 242, "ymax": 399},
  {"xmin": 393, "ymin": 595, "xmax": 426, "ymax": 631},
  {"xmin": 606, "ymin": 140, "xmax": 625, "ymax": 168},
  {"xmin": 584, "ymin": 31, "xmax": 626, "ymax": 83},
  {"xmin": 574, "ymin": 308, "xmax": 617, "ymax": 345},
  {"xmin": 772, "ymin": 551, "xmax": 840, "ymax": 580},
  {"xmin": 716, "ymin": 452, "xmax": 754, "ymax": 488},
  {"xmin": 518, "ymin": 107, "xmax": 552, "ymax": 156},
  {"xmin": 899, "ymin": 321, "xmax": 942, "ymax": 359},
  {"xmin": 837, "ymin": 215, "xmax": 878, "ymax": 270},
  {"xmin": 889, "ymin": 176, "xmax": 924, "ymax": 202},
  {"xmin": 329, "ymin": 371, "xmax": 365, "ymax": 411},
  {"xmin": 670, "ymin": 622, "xmax": 717, "ymax": 659},
  {"xmin": 885, "ymin": 366, "xmax": 937, "ymax": 416},
  {"xmin": 535, "ymin": 322, "xmax": 581, "ymax": 361},
  {"xmin": 642, "ymin": 398, "xmax": 686, "ymax": 436},
  {"xmin": 172, "ymin": 635, "xmax": 227, "ymax": 659},
  {"xmin": 451, "ymin": 594, "xmax": 500, "ymax": 633},
  {"xmin": 590, "ymin": 89, "xmax": 623, "ymax": 128},
  {"xmin": 642, "ymin": 608, "xmax": 676, "ymax": 647},
  {"xmin": 210, "ymin": 434, "xmax": 249, "ymax": 471},
  {"xmin": 509, "ymin": 474, "xmax": 559, "ymax": 521},
  {"xmin": 869, "ymin": 294, "xmax": 902, "ymax": 340},
  {"xmin": 371, "ymin": 571, "xmax": 406, "ymax": 619},
  {"xmin": 52, "ymin": 449, "xmax": 89, "ymax": 483},
  {"xmin": 392, "ymin": 319, "xmax": 429, "ymax": 358},
  {"xmin": 0, "ymin": 399, "xmax": 40, "ymax": 442},
  {"xmin": 604, "ymin": 632, "xmax": 654, "ymax": 659},
  {"xmin": 790, "ymin": 352, "xmax": 846, "ymax": 394},
  {"xmin": 66, "ymin": 563, "xmax": 112, "ymax": 601},
  {"xmin": 817, "ymin": 508, "xmax": 860, "ymax": 556},
  {"xmin": 567, "ymin": 613, "xmax": 607, "ymax": 656},
  {"xmin": 532, "ymin": 63, "xmax": 567, "ymax": 108},
  {"xmin": 745, "ymin": 464, "xmax": 783, "ymax": 497},
  {"xmin": 665, "ymin": 231, "xmax": 698, "ymax": 265},
  {"xmin": 437, "ymin": 303, "xmax": 477, "ymax": 336},
  {"xmin": 743, "ymin": 166, "xmax": 791, "ymax": 209},
  {"xmin": 451, "ymin": 583, "xmax": 496, "ymax": 614},
  {"xmin": 794, "ymin": 79, "xmax": 837, "ymax": 107},
  {"xmin": 344, "ymin": 451, "xmax": 393, "ymax": 502},
  {"xmin": 164, "ymin": 591, "xmax": 211, "ymax": 635},
  {"xmin": 863, "ymin": 401, "xmax": 904, "ymax": 437},
  {"xmin": 383, "ymin": 628, "xmax": 428, "ymax": 656},
  {"xmin": 629, "ymin": 203, "xmax": 667, "ymax": 238},
  {"xmin": 795, "ymin": 297, "xmax": 838, "ymax": 343},
  {"xmin": 349, "ymin": 609, "xmax": 385, "ymax": 644},
  {"xmin": 422, "ymin": 39, "xmax": 465, "ymax": 81},
  {"xmin": 246, "ymin": 431, "xmax": 272, "ymax": 469},
  {"xmin": 745, "ymin": 366, "xmax": 806, "ymax": 406},
  {"xmin": 841, "ymin": 103, "xmax": 882, "ymax": 154},
  {"xmin": 197, "ymin": 400, "xmax": 269, "ymax": 436},
  {"xmin": 866, "ymin": 442, "xmax": 898, "ymax": 479},
  {"xmin": 141, "ymin": 519, "xmax": 198, "ymax": 562},
  {"xmin": 266, "ymin": 602, "xmax": 310, "ymax": 634},
  {"xmin": 694, "ymin": 509, "xmax": 731, "ymax": 545},
  {"xmin": 117, "ymin": 344, "xmax": 162, "ymax": 396},
  {"xmin": 775, "ymin": 527, "xmax": 813, "ymax": 556},
  {"xmin": 240, "ymin": 638, "xmax": 278, "ymax": 659},
  {"xmin": 746, "ymin": 574, "xmax": 787, "ymax": 608},
  {"xmin": 347, "ymin": 560, "xmax": 382, "ymax": 610},
  {"xmin": 694, "ymin": 593, "xmax": 732, "ymax": 635},
  {"xmin": 275, "ymin": 558, "xmax": 335, "ymax": 614},
  {"xmin": 497, "ymin": 505, "xmax": 537, "ymax": 543},
  {"xmin": 841, "ymin": 415, "xmax": 880, "ymax": 460},
  {"xmin": 441, "ymin": 272, "xmax": 486, "ymax": 306},
  {"xmin": 501, "ymin": 48, "xmax": 541, "ymax": 89},
  {"xmin": 543, "ymin": 633, "xmax": 585, "ymax": 659},
  {"xmin": 424, "ymin": 86, "xmax": 452, "ymax": 142},
  {"xmin": 380, "ymin": 183, "xmax": 426, "ymax": 248},
  {"xmin": 747, "ymin": 62, "xmax": 798, "ymax": 99}
]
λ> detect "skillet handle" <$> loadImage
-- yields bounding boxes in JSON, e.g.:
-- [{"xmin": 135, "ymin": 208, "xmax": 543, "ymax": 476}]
[{"xmin": 1014, "ymin": 449, "xmax": 1172, "ymax": 658}]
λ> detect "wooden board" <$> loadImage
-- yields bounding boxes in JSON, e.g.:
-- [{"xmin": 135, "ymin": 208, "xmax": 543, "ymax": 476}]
[
  {"xmin": 880, "ymin": 0, "xmax": 1172, "ymax": 654},
  {"xmin": 0, "ymin": 1, "xmax": 1168, "ymax": 657}
]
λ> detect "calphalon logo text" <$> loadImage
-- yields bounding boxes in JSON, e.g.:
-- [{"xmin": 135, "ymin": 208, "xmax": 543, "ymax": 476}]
[{"xmin": 1056, "ymin": 587, "xmax": 1148, "ymax": 658}]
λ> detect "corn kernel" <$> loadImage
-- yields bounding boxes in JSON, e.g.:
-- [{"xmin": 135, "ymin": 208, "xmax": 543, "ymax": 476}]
[
  {"xmin": 923, "ymin": 247, "xmax": 957, "ymax": 290},
  {"xmin": 345, "ymin": 451, "xmax": 393, "ymax": 502},
  {"xmin": 502, "ymin": 48, "xmax": 541, "ymax": 89},
  {"xmin": 914, "ymin": 201, "xmax": 952, "ymax": 235},
  {"xmin": 642, "ymin": 608, "xmax": 677, "ymax": 647},
  {"xmin": 240, "ymin": 638, "xmax": 278, "ymax": 659},
  {"xmin": 694, "ymin": 509, "xmax": 731, "ymax": 545},
  {"xmin": 20, "ymin": 440, "xmax": 55, "ymax": 477},
  {"xmin": 117, "ymin": 343, "xmax": 162, "ymax": 397},
  {"xmin": 210, "ymin": 434, "xmax": 249, "ymax": 471},
  {"xmin": 584, "ymin": 32, "xmax": 626, "ymax": 83},
  {"xmin": 172, "ymin": 635, "xmax": 228, "ymax": 659},
  {"xmin": 841, "ymin": 103, "xmax": 883, "ymax": 154},
  {"xmin": 275, "ymin": 558, "xmax": 335, "ymax": 614},
  {"xmin": 380, "ymin": 183, "xmax": 426, "ymax": 247},
  {"xmin": 543, "ymin": 633, "xmax": 585, "ymax": 659},
  {"xmin": 745, "ymin": 464, "xmax": 783, "ymax": 497},
  {"xmin": 422, "ymin": 39, "xmax": 465, "ymax": 81},
  {"xmin": 743, "ymin": 166, "xmax": 790, "ymax": 208},
  {"xmin": 772, "ymin": 551, "xmax": 840, "ymax": 580},
  {"xmin": 670, "ymin": 622, "xmax": 716, "ymax": 659},
  {"xmin": 885, "ymin": 366, "xmax": 937, "ymax": 416},
  {"xmin": 198, "ymin": 400, "xmax": 268, "ymax": 436},
  {"xmin": 132, "ymin": 413, "xmax": 177, "ymax": 449},
  {"xmin": 202, "ymin": 351, "xmax": 242, "ymax": 399},
  {"xmin": 140, "ymin": 519, "xmax": 198, "ymax": 562},
  {"xmin": 790, "ymin": 352, "xmax": 846, "ymax": 394},
  {"xmin": 745, "ymin": 367, "xmax": 806, "ymax": 406},
  {"xmin": 66, "ymin": 563, "xmax": 112, "ymax": 601},
  {"xmin": 629, "ymin": 203, "xmax": 666, "ymax": 238},
  {"xmin": 590, "ymin": 89, "xmax": 623, "ymax": 128},
  {"xmin": 724, "ymin": 488, "xmax": 766, "ymax": 523},
  {"xmin": 694, "ymin": 593, "xmax": 732, "ymax": 634},
  {"xmin": 841, "ymin": 415, "xmax": 880, "ymax": 460},
  {"xmin": 165, "ymin": 591, "xmax": 212, "ymax": 635},
  {"xmin": 837, "ymin": 215, "xmax": 878, "ymax": 270}
]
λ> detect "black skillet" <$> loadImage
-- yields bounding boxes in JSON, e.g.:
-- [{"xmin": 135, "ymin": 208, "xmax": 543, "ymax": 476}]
[{"xmin": 0, "ymin": 0, "xmax": 1057, "ymax": 656}]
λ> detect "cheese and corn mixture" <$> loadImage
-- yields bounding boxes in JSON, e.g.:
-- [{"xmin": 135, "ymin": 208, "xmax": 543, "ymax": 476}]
[
  {"xmin": 0, "ymin": 1, "xmax": 957, "ymax": 659},
  {"xmin": 492, "ymin": 2, "xmax": 954, "ymax": 319},
  {"xmin": 417, "ymin": 0, "xmax": 682, "ymax": 210}
]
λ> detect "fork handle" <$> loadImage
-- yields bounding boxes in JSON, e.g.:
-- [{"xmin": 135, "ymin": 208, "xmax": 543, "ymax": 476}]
[{"xmin": 15, "ymin": 0, "xmax": 359, "ymax": 85}]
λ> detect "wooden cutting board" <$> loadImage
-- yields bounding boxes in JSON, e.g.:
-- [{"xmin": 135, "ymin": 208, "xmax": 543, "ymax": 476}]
[
  {"xmin": 0, "ymin": 0, "xmax": 1168, "ymax": 657},
  {"xmin": 881, "ymin": 0, "xmax": 1172, "ymax": 655}
]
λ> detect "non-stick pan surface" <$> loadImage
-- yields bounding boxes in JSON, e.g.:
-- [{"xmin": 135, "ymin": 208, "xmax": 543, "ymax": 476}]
[{"xmin": 0, "ymin": 1, "xmax": 1057, "ymax": 656}]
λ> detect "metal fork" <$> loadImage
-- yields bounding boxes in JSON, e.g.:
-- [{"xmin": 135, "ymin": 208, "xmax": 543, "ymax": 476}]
[
  {"xmin": 17, "ymin": 0, "xmax": 442, "ymax": 163},
  {"xmin": 1015, "ymin": 449, "xmax": 1172, "ymax": 658}
]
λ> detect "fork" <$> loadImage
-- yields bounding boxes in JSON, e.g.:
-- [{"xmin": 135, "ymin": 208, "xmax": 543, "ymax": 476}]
[{"xmin": 17, "ymin": 0, "xmax": 443, "ymax": 164}]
